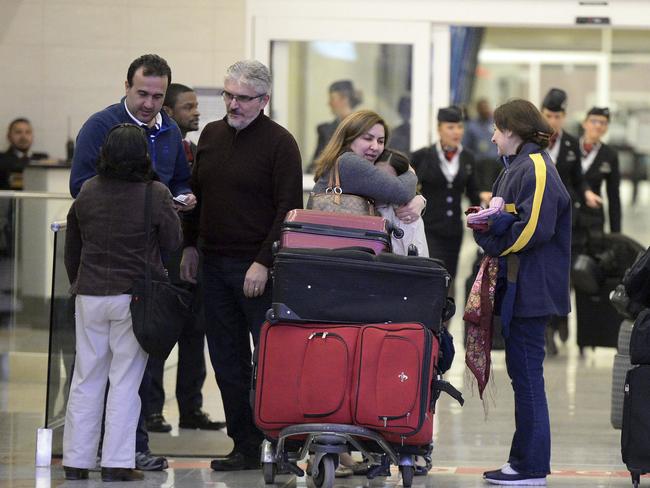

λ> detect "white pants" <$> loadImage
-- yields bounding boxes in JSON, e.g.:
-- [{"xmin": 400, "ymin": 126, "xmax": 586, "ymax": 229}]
[{"xmin": 63, "ymin": 294, "xmax": 148, "ymax": 469}]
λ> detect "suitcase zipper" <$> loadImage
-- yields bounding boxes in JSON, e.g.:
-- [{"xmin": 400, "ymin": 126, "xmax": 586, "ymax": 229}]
[{"xmin": 371, "ymin": 326, "xmax": 433, "ymax": 436}]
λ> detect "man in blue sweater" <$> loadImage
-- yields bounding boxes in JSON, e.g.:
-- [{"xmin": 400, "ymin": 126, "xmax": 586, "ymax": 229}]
[
  {"xmin": 70, "ymin": 54, "xmax": 195, "ymax": 207},
  {"xmin": 68, "ymin": 54, "xmax": 195, "ymax": 472}
]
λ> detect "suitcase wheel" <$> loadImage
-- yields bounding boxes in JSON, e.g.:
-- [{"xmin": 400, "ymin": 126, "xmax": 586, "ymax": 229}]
[
  {"xmin": 265, "ymin": 308, "xmax": 276, "ymax": 323},
  {"xmin": 312, "ymin": 454, "xmax": 335, "ymax": 488},
  {"xmin": 263, "ymin": 462, "xmax": 276, "ymax": 484},
  {"xmin": 400, "ymin": 465, "xmax": 414, "ymax": 487}
]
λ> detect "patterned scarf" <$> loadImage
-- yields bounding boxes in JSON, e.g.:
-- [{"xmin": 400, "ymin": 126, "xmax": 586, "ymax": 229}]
[{"xmin": 464, "ymin": 255, "xmax": 499, "ymax": 399}]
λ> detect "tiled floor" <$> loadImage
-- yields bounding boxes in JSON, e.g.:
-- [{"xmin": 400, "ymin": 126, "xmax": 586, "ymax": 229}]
[{"xmin": 1, "ymin": 181, "xmax": 649, "ymax": 487}]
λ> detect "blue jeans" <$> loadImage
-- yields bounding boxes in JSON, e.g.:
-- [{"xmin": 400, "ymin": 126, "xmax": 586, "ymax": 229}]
[
  {"xmin": 202, "ymin": 255, "xmax": 268, "ymax": 454},
  {"xmin": 505, "ymin": 315, "xmax": 551, "ymax": 476}
]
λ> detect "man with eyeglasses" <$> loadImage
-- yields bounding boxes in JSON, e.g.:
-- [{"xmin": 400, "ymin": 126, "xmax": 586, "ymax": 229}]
[
  {"xmin": 68, "ymin": 53, "xmax": 195, "ymax": 474},
  {"xmin": 180, "ymin": 60, "xmax": 303, "ymax": 471}
]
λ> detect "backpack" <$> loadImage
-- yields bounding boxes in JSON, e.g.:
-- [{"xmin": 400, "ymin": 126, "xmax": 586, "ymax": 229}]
[
  {"xmin": 630, "ymin": 309, "xmax": 650, "ymax": 365},
  {"xmin": 623, "ymin": 247, "xmax": 650, "ymax": 310}
]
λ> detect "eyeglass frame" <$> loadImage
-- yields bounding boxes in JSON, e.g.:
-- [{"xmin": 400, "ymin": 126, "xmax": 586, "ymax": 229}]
[{"xmin": 221, "ymin": 90, "xmax": 267, "ymax": 104}]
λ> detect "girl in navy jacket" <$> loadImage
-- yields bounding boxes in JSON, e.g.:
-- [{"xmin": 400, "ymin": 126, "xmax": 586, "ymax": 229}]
[{"xmin": 475, "ymin": 99, "xmax": 572, "ymax": 486}]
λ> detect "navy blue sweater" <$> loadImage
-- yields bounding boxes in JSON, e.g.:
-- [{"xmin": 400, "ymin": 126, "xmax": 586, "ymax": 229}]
[
  {"xmin": 69, "ymin": 99, "xmax": 191, "ymax": 198},
  {"xmin": 474, "ymin": 143, "xmax": 572, "ymax": 318}
]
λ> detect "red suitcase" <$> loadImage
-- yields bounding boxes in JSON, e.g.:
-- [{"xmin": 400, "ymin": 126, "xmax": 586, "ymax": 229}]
[
  {"xmin": 280, "ymin": 209, "xmax": 391, "ymax": 254},
  {"xmin": 253, "ymin": 321, "xmax": 361, "ymax": 436},
  {"xmin": 351, "ymin": 323, "xmax": 438, "ymax": 446},
  {"xmin": 254, "ymin": 321, "xmax": 440, "ymax": 446}
]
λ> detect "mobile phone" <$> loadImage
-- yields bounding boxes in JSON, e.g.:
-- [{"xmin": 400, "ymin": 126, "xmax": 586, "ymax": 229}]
[{"xmin": 173, "ymin": 195, "xmax": 189, "ymax": 206}]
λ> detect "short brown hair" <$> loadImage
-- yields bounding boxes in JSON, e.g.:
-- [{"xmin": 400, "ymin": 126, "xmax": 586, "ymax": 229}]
[{"xmin": 494, "ymin": 99, "xmax": 553, "ymax": 149}]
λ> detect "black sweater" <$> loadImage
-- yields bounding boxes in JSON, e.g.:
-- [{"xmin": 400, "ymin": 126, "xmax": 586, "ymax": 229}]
[{"xmin": 183, "ymin": 113, "xmax": 303, "ymax": 267}]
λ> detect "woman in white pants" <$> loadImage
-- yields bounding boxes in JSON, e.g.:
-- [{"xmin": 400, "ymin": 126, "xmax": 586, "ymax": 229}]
[{"xmin": 62, "ymin": 124, "xmax": 181, "ymax": 482}]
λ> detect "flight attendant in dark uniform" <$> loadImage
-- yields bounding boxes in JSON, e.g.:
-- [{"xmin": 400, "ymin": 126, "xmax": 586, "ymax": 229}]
[
  {"xmin": 540, "ymin": 88, "xmax": 602, "ymax": 351},
  {"xmin": 579, "ymin": 106, "xmax": 621, "ymax": 238},
  {"xmin": 411, "ymin": 106, "xmax": 480, "ymax": 291}
]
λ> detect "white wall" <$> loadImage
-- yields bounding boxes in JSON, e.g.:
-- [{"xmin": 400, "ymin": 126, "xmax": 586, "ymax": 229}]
[{"xmin": 0, "ymin": 0, "xmax": 246, "ymax": 160}]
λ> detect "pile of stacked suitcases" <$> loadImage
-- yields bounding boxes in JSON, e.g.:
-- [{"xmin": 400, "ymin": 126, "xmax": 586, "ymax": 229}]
[
  {"xmin": 252, "ymin": 210, "xmax": 463, "ymax": 488},
  {"xmin": 617, "ymin": 246, "xmax": 650, "ymax": 488}
]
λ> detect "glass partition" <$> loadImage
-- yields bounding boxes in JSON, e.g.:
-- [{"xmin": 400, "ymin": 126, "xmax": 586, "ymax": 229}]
[
  {"xmin": 46, "ymin": 221, "xmax": 75, "ymax": 455},
  {"xmin": 0, "ymin": 191, "xmax": 73, "ymax": 456}
]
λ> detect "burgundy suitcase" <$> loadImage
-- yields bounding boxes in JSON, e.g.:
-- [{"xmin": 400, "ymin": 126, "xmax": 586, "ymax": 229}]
[
  {"xmin": 351, "ymin": 323, "xmax": 439, "ymax": 446},
  {"xmin": 280, "ymin": 209, "xmax": 391, "ymax": 254},
  {"xmin": 253, "ymin": 321, "xmax": 361, "ymax": 436}
]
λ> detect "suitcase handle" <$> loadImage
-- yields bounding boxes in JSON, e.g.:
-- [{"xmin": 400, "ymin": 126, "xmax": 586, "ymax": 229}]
[{"xmin": 431, "ymin": 375, "xmax": 464, "ymax": 412}]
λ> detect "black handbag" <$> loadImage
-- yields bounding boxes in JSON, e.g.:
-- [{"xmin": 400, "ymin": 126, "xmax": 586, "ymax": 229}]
[{"xmin": 130, "ymin": 183, "xmax": 193, "ymax": 360}]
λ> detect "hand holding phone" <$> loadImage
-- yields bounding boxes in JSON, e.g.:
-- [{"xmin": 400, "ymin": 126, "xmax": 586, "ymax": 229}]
[{"xmin": 173, "ymin": 194, "xmax": 189, "ymax": 206}]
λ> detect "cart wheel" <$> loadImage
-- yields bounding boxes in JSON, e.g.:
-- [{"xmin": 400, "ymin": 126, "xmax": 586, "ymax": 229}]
[
  {"xmin": 265, "ymin": 308, "xmax": 276, "ymax": 323},
  {"xmin": 312, "ymin": 455, "xmax": 335, "ymax": 488},
  {"xmin": 631, "ymin": 471, "xmax": 640, "ymax": 488},
  {"xmin": 401, "ymin": 465, "xmax": 414, "ymax": 487},
  {"xmin": 263, "ymin": 462, "xmax": 276, "ymax": 484}
]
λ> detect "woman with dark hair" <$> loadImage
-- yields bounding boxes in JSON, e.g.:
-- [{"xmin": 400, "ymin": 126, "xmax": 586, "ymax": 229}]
[
  {"xmin": 411, "ymin": 106, "xmax": 481, "ymax": 284},
  {"xmin": 312, "ymin": 109, "xmax": 426, "ymax": 222},
  {"xmin": 62, "ymin": 124, "xmax": 181, "ymax": 482},
  {"xmin": 577, "ymin": 107, "xmax": 621, "ymax": 241},
  {"xmin": 467, "ymin": 100, "xmax": 572, "ymax": 486}
]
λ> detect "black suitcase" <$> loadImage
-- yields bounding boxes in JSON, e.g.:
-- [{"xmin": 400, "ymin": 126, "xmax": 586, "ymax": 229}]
[
  {"xmin": 621, "ymin": 365, "xmax": 650, "ymax": 487},
  {"xmin": 269, "ymin": 248, "xmax": 451, "ymax": 332},
  {"xmin": 575, "ymin": 277, "xmax": 624, "ymax": 351}
]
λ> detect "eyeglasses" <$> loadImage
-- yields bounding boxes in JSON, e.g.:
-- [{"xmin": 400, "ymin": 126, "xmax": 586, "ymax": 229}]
[{"xmin": 221, "ymin": 90, "xmax": 266, "ymax": 104}]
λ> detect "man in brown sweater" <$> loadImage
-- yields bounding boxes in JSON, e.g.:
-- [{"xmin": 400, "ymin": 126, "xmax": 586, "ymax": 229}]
[{"xmin": 180, "ymin": 60, "xmax": 303, "ymax": 471}]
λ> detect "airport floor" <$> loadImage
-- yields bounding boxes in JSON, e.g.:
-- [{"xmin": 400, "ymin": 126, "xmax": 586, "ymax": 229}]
[{"xmin": 1, "ymin": 181, "xmax": 649, "ymax": 488}]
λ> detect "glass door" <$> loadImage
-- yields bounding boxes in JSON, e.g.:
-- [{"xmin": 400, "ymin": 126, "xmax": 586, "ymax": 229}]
[{"xmin": 252, "ymin": 17, "xmax": 439, "ymax": 171}]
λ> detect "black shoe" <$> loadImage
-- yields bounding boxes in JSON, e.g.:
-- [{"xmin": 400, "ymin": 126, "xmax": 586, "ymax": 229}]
[
  {"xmin": 135, "ymin": 450, "xmax": 168, "ymax": 471},
  {"xmin": 210, "ymin": 451, "xmax": 260, "ymax": 471},
  {"xmin": 179, "ymin": 410, "xmax": 226, "ymax": 430},
  {"xmin": 101, "ymin": 467, "xmax": 144, "ymax": 482},
  {"xmin": 146, "ymin": 413, "xmax": 172, "ymax": 433},
  {"xmin": 63, "ymin": 466, "xmax": 89, "ymax": 480}
]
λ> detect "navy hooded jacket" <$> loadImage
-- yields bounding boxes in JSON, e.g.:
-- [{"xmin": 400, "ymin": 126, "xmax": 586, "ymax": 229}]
[{"xmin": 474, "ymin": 142, "xmax": 572, "ymax": 318}]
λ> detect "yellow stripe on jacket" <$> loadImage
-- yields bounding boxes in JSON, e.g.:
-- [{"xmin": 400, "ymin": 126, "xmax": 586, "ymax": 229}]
[{"xmin": 500, "ymin": 153, "xmax": 547, "ymax": 256}]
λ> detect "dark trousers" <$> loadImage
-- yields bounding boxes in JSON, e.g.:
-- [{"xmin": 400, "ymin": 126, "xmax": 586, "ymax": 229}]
[
  {"xmin": 202, "ymin": 254, "xmax": 268, "ymax": 455},
  {"xmin": 505, "ymin": 315, "xmax": 551, "ymax": 476},
  {"xmin": 426, "ymin": 231, "xmax": 462, "ymax": 278},
  {"xmin": 136, "ymin": 367, "xmax": 151, "ymax": 453},
  {"xmin": 147, "ymin": 322, "xmax": 207, "ymax": 416},
  {"xmin": 146, "ymin": 246, "xmax": 208, "ymax": 416}
]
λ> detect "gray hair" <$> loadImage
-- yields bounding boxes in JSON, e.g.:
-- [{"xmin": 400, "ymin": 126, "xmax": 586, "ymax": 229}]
[{"xmin": 225, "ymin": 60, "xmax": 272, "ymax": 95}]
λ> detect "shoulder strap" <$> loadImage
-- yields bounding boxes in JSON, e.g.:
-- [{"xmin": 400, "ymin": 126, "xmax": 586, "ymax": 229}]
[{"xmin": 143, "ymin": 182, "xmax": 153, "ymax": 286}]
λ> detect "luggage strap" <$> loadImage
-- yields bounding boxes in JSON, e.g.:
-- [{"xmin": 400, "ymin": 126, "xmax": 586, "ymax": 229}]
[{"xmin": 431, "ymin": 376, "xmax": 464, "ymax": 412}]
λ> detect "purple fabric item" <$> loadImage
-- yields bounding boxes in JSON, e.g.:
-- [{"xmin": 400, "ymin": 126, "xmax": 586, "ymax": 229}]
[{"xmin": 466, "ymin": 197, "xmax": 505, "ymax": 225}]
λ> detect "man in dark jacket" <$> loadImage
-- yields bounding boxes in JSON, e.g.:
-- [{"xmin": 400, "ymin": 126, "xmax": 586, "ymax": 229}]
[
  {"xmin": 0, "ymin": 118, "xmax": 48, "ymax": 190},
  {"xmin": 540, "ymin": 88, "xmax": 602, "ymax": 351},
  {"xmin": 69, "ymin": 54, "xmax": 194, "ymax": 472},
  {"xmin": 181, "ymin": 60, "xmax": 303, "ymax": 471}
]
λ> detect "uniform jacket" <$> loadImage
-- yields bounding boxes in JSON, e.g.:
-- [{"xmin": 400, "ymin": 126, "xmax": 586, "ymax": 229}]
[
  {"xmin": 411, "ymin": 144, "xmax": 480, "ymax": 237},
  {"xmin": 553, "ymin": 131, "xmax": 586, "ymax": 206},
  {"xmin": 474, "ymin": 142, "xmax": 572, "ymax": 318},
  {"xmin": 312, "ymin": 119, "xmax": 338, "ymax": 161},
  {"xmin": 69, "ymin": 99, "xmax": 191, "ymax": 198},
  {"xmin": 583, "ymin": 142, "xmax": 621, "ymax": 233},
  {"xmin": 65, "ymin": 176, "xmax": 182, "ymax": 296}
]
